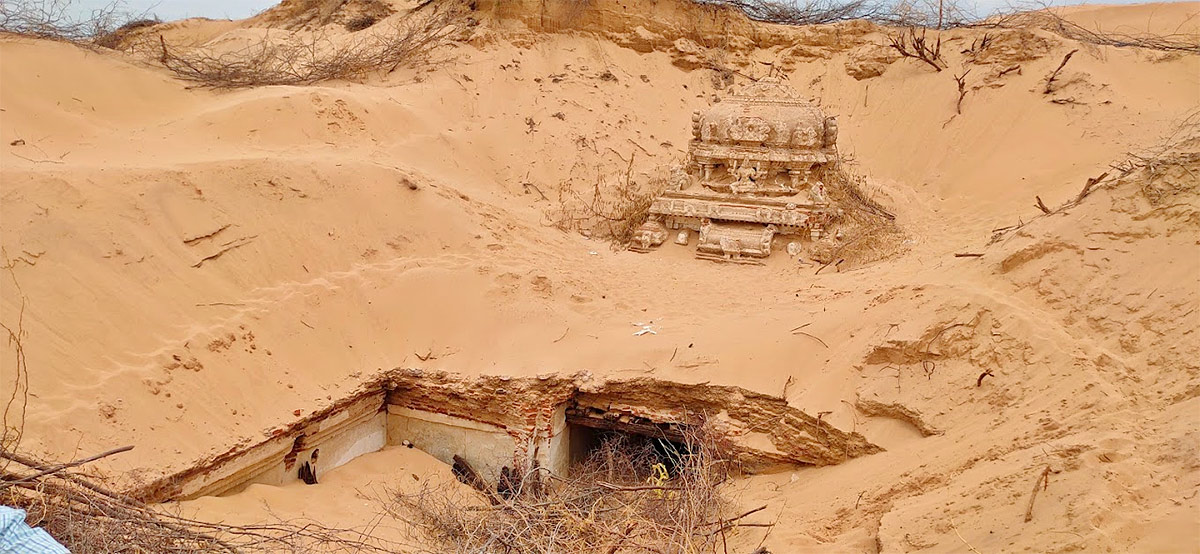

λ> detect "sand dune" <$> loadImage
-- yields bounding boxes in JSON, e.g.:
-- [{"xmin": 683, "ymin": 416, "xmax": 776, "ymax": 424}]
[{"xmin": 1, "ymin": 0, "xmax": 1197, "ymax": 551}]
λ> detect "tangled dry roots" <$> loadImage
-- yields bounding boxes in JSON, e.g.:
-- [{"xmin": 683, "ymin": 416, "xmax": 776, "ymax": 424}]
[
  {"xmin": 0, "ymin": 448, "xmax": 401, "ymax": 553},
  {"xmin": 389, "ymin": 426, "xmax": 756, "ymax": 554}
]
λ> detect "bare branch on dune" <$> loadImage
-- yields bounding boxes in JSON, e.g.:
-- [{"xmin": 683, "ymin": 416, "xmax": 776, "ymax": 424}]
[{"xmin": 977, "ymin": 5, "xmax": 1200, "ymax": 54}]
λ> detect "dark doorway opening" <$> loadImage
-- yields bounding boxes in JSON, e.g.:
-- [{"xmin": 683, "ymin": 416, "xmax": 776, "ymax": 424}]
[{"xmin": 566, "ymin": 405, "xmax": 692, "ymax": 477}]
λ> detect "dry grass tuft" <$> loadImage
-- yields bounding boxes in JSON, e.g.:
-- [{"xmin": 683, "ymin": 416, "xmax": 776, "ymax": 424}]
[
  {"xmin": 811, "ymin": 161, "xmax": 908, "ymax": 268},
  {"xmin": 548, "ymin": 155, "xmax": 667, "ymax": 246},
  {"xmin": 344, "ymin": 14, "xmax": 381, "ymax": 32},
  {"xmin": 388, "ymin": 426, "xmax": 752, "ymax": 554}
]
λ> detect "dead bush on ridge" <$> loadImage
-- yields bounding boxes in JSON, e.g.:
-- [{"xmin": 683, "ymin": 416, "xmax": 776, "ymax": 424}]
[
  {"xmin": 696, "ymin": 0, "xmax": 892, "ymax": 25},
  {"xmin": 389, "ymin": 426, "xmax": 760, "ymax": 554},
  {"xmin": 980, "ymin": 6, "xmax": 1200, "ymax": 54},
  {"xmin": 1, "ymin": 0, "xmax": 119, "ymax": 41},
  {"xmin": 92, "ymin": 17, "xmax": 158, "ymax": 49},
  {"xmin": 0, "ymin": 0, "xmax": 152, "ymax": 44},
  {"xmin": 157, "ymin": 6, "xmax": 463, "ymax": 88},
  {"xmin": 696, "ymin": 0, "xmax": 979, "ymax": 27}
]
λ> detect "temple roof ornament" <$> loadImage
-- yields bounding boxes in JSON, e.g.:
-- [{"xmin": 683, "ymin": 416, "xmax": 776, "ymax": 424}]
[{"xmin": 632, "ymin": 77, "xmax": 843, "ymax": 263}]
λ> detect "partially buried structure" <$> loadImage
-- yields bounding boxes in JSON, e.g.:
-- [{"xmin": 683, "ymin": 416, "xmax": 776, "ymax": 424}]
[{"xmin": 633, "ymin": 77, "xmax": 842, "ymax": 262}]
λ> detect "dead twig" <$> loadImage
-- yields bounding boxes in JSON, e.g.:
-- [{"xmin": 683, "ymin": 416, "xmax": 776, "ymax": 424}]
[
  {"xmin": 951, "ymin": 522, "xmax": 983, "ymax": 554},
  {"xmin": 191, "ymin": 235, "xmax": 257, "ymax": 268},
  {"xmin": 1024, "ymin": 464, "xmax": 1057, "ymax": 522},
  {"xmin": 997, "ymin": 64, "xmax": 1021, "ymax": 77},
  {"xmin": 953, "ymin": 69, "xmax": 970, "ymax": 114},
  {"xmin": 814, "ymin": 258, "xmax": 844, "ymax": 275},
  {"xmin": 976, "ymin": 369, "xmax": 994, "ymax": 387},
  {"xmin": 553, "ymin": 327, "xmax": 570, "ymax": 343},
  {"xmin": 792, "ymin": 330, "xmax": 829, "ymax": 349},
  {"xmin": 1043, "ymin": 49, "xmax": 1078, "ymax": 94},
  {"xmin": 1035, "ymin": 195, "xmax": 1052, "ymax": 214}
]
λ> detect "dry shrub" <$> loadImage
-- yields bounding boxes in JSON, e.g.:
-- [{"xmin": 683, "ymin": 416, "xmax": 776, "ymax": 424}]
[
  {"xmin": 548, "ymin": 156, "xmax": 667, "ymax": 246},
  {"xmin": 812, "ymin": 161, "xmax": 908, "ymax": 267},
  {"xmin": 1121, "ymin": 112, "xmax": 1200, "ymax": 223},
  {"xmin": 887, "ymin": 26, "xmax": 945, "ymax": 71},
  {"xmin": 344, "ymin": 14, "xmax": 380, "ymax": 32},
  {"xmin": 389, "ymin": 426, "xmax": 746, "ymax": 554},
  {"xmin": 157, "ymin": 5, "xmax": 463, "ymax": 88},
  {"xmin": 93, "ymin": 18, "xmax": 159, "ymax": 49},
  {"xmin": 253, "ymin": 0, "xmax": 397, "ymax": 31}
]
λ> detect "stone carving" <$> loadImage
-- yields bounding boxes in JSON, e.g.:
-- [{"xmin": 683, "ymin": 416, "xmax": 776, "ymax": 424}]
[
  {"xmin": 629, "ymin": 218, "xmax": 668, "ymax": 252},
  {"xmin": 696, "ymin": 220, "xmax": 776, "ymax": 263},
  {"xmin": 634, "ymin": 77, "xmax": 841, "ymax": 260}
]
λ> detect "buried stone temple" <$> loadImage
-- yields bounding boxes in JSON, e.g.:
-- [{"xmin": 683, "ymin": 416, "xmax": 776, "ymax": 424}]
[{"xmin": 633, "ymin": 77, "xmax": 843, "ymax": 262}]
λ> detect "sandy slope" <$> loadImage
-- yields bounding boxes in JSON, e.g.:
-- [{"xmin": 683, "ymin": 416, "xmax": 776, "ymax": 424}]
[{"xmin": 1, "ymin": 0, "xmax": 1198, "ymax": 551}]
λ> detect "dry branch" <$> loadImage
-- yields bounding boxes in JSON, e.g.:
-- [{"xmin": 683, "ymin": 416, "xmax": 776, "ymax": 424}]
[
  {"xmin": 1023, "ymin": 464, "xmax": 1055, "ymax": 522},
  {"xmin": 191, "ymin": 235, "xmax": 257, "ymax": 268},
  {"xmin": 976, "ymin": 369, "xmax": 994, "ymax": 386},
  {"xmin": 1043, "ymin": 49, "xmax": 1078, "ymax": 94},
  {"xmin": 1, "ymin": 260, "xmax": 29, "ymax": 466},
  {"xmin": 953, "ymin": 69, "xmax": 970, "ymax": 114},
  {"xmin": 792, "ymin": 330, "xmax": 829, "ymax": 348},
  {"xmin": 888, "ymin": 27, "xmax": 944, "ymax": 71},
  {"xmin": 1, "ymin": 445, "xmax": 132, "ymax": 487},
  {"xmin": 1034, "ymin": 195, "xmax": 1052, "ymax": 214}
]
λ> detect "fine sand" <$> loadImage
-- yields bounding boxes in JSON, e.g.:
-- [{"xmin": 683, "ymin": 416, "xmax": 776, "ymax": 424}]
[{"xmin": 1, "ymin": 0, "xmax": 1197, "ymax": 551}]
